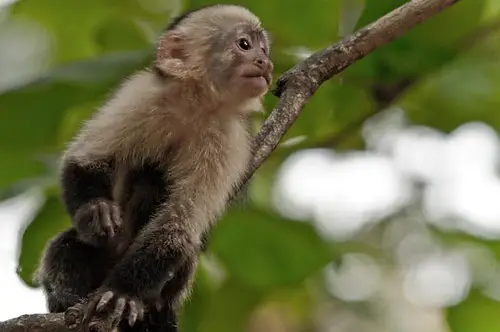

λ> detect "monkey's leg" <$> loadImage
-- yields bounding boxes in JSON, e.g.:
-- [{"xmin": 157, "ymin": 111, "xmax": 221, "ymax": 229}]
[
  {"xmin": 78, "ymin": 199, "xmax": 200, "ymax": 331},
  {"xmin": 39, "ymin": 228, "xmax": 112, "ymax": 313},
  {"xmin": 121, "ymin": 259, "xmax": 197, "ymax": 332},
  {"xmin": 120, "ymin": 161, "xmax": 169, "ymax": 236}
]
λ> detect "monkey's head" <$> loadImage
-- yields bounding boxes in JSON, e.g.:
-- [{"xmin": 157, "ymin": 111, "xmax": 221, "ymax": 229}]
[{"xmin": 156, "ymin": 5, "xmax": 273, "ymax": 106}]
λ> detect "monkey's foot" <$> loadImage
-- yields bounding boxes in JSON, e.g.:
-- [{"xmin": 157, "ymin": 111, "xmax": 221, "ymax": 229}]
[
  {"xmin": 64, "ymin": 302, "xmax": 85, "ymax": 329},
  {"xmin": 82, "ymin": 288, "xmax": 145, "ymax": 330},
  {"xmin": 74, "ymin": 200, "xmax": 123, "ymax": 245}
]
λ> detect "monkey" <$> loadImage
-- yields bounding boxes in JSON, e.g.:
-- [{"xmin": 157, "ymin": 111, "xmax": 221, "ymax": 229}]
[{"xmin": 35, "ymin": 4, "xmax": 273, "ymax": 332}]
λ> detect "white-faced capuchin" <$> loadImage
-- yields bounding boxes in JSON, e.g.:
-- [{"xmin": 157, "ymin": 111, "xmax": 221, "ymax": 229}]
[{"xmin": 35, "ymin": 4, "xmax": 273, "ymax": 332}]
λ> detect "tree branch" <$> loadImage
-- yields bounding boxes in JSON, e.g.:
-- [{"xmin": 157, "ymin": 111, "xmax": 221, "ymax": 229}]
[
  {"xmin": 247, "ymin": 0, "xmax": 460, "ymax": 175},
  {"xmin": 0, "ymin": 0, "xmax": 460, "ymax": 331},
  {"xmin": 0, "ymin": 313, "xmax": 67, "ymax": 332}
]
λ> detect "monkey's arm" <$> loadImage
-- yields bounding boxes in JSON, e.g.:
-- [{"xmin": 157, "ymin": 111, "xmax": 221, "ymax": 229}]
[
  {"xmin": 79, "ymin": 201, "xmax": 196, "ymax": 328},
  {"xmin": 61, "ymin": 158, "xmax": 121, "ymax": 246}
]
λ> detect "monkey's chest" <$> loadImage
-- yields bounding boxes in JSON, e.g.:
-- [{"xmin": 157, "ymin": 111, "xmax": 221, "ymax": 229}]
[
  {"xmin": 178, "ymin": 142, "xmax": 249, "ymax": 191},
  {"xmin": 172, "ymin": 136, "xmax": 251, "ymax": 221},
  {"xmin": 115, "ymin": 120, "xmax": 250, "ymax": 226}
]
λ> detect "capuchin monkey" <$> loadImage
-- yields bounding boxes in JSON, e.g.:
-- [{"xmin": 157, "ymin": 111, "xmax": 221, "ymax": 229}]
[{"xmin": 35, "ymin": 4, "xmax": 273, "ymax": 332}]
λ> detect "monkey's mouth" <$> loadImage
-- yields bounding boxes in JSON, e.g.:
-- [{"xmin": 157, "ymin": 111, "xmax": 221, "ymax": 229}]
[{"xmin": 242, "ymin": 73, "xmax": 271, "ymax": 86}]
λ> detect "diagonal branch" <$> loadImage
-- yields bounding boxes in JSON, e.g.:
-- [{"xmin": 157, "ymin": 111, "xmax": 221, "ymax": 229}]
[
  {"xmin": 0, "ymin": 0, "xmax": 460, "ymax": 331},
  {"xmin": 247, "ymin": 0, "xmax": 460, "ymax": 175}
]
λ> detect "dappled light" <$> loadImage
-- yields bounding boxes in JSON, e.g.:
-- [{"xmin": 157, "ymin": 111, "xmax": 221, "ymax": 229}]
[
  {"xmin": 273, "ymin": 149, "xmax": 411, "ymax": 240},
  {"xmin": 324, "ymin": 253, "xmax": 382, "ymax": 302},
  {"xmin": 275, "ymin": 115, "xmax": 500, "ymax": 240},
  {"xmin": 402, "ymin": 250, "xmax": 470, "ymax": 307}
]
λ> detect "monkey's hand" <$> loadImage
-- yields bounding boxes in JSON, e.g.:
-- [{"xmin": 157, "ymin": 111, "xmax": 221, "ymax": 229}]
[
  {"xmin": 74, "ymin": 199, "xmax": 122, "ymax": 246},
  {"xmin": 80, "ymin": 288, "xmax": 145, "ymax": 331}
]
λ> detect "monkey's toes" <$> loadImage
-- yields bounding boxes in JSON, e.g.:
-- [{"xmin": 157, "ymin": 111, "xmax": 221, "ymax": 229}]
[
  {"xmin": 96, "ymin": 290, "xmax": 115, "ymax": 312},
  {"xmin": 89, "ymin": 290, "xmax": 145, "ymax": 328},
  {"xmin": 97, "ymin": 201, "xmax": 122, "ymax": 238},
  {"xmin": 111, "ymin": 203, "xmax": 122, "ymax": 227},
  {"xmin": 108, "ymin": 296, "xmax": 145, "ymax": 327},
  {"xmin": 127, "ymin": 300, "xmax": 145, "ymax": 326},
  {"xmin": 64, "ymin": 304, "xmax": 84, "ymax": 329},
  {"xmin": 75, "ymin": 200, "xmax": 124, "ymax": 246}
]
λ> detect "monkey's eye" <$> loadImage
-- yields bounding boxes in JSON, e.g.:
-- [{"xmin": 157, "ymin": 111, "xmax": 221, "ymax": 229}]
[{"xmin": 238, "ymin": 38, "xmax": 252, "ymax": 51}]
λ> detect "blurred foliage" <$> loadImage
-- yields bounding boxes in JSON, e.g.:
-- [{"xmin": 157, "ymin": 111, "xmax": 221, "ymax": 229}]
[{"xmin": 2, "ymin": 0, "xmax": 500, "ymax": 330}]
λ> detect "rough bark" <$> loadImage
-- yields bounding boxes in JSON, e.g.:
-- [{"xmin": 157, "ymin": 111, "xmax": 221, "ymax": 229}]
[
  {"xmin": 0, "ymin": 0, "xmax": 460, "ymax": 331},
  {"xmin": 0, "ymin": 313, "xmax": 67, "ymax": 332}
]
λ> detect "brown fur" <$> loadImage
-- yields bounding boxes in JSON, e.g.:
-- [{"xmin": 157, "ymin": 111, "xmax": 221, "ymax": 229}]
[
  {"xmin": 38, "ymin": 4, "xmax": 272, "ymax": 332},
  {"xmin": 64, "ymin": 68, "xmax": 255, "ymax": 239}
]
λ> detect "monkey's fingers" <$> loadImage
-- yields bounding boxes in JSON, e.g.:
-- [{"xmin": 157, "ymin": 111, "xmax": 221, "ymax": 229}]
[
  {"xmin": 111, "ymin": 204, "xmax": 122, "ymax": 227},
  {"xmin": 127, "ymin": 300, "xmax": 145, "ymax": 326},
  {"xmin": 88, "ymin": 204, "xmax": 106, "ymax": 238},
  {"xmin": 96, "ymin": 290, "xmax": 115, "ymax": 312},
  {"xmin": 137, "ymin": 305, "xmax": 144, "ymax": 321},
  {"xmin": 109, "ymin": 297, "xmax": 127, "ymax": 328},
  {"xmin": 98, "ymin": 201, "xmax": 115, "ymax": 238},
  {"xmin": 81, "ymin": 296, "xmax": 101, "ymax": 328},
  {"xmin": 64, "ymin": 303, "xmax": 85, "ymax": 329},
  {"xmin": 128, "ymin": 301, "xmax": 138, "ymax": 326}
]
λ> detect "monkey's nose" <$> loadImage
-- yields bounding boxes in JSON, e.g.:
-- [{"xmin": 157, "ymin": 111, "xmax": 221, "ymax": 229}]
[{"xmin": 254, "ymin": 57, "xmax": 271, "ymax": 71}]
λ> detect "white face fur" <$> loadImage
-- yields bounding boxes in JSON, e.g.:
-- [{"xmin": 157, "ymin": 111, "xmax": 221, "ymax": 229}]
[{"xmin": 156, "ymin": 5, "xmax": 273, "ymax": 105}]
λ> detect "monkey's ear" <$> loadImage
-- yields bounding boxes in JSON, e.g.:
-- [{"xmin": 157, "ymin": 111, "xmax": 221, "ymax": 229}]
[{"xmin": 157, "ymin": 31, "xmax": 186, "ymax": 61}]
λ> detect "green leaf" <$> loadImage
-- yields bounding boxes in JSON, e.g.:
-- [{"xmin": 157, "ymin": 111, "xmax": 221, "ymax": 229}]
[
  {"xmin": 188, "ymin": 0, "xmax": 341, "ymax": 50},
  {"xmin": 401, "ymin": 50, "xmax": 500, "ymax": 132},
  {"xmin": 283, "ymin": 79, "xmax": 374, "ymax": 144},
  {"xmin": 181, "ymin": 269, "xmax": 264, "ymax": 332},
  {"xmin": 9, "ymin": 0, "xmax": 168, "ymax": 63},
  {"xmin": 179, "ymin": 264, "xmax": 215, "ymax": 332},
  {"xmin": 447, "ymin": 290, "xmax": 500, "ymax": 332},
  {"xmin": 0, "ymin": 152, "xmax": 46, "ymax": 190},
  {"xmin": 483, "ymin": 0, "xmax": 500, "ymax": 21},
  {"xmin": 430, "ymin": 227, "xmax": 500, "ymax": 263},
  {"xmin": 249, "ymin": 159, "xmax": 282, "ymax": 212},
  {"xmin": 210, "ymin": 207, "xmax": 333, "ymax": 289},
  {"xmin": 0, "ymin": 51, "xmax": 149, "ymax": 154},
  {"xmin": 94, "ymin": 16, "xmax": 150, "ymax": 53},
  {"xmin": 346, "ymin": 0, "xmax": 486, "ymax": 83},
  {"xmin": 197, "ymin": 278, "xmax": 264, "ymax": 332},
  {"xmin": 17, "ymin": 190, "xmax": 70, "ymax": 286}
]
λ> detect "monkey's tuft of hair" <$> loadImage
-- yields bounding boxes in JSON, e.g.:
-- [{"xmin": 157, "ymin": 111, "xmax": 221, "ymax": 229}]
[{"xmin": 36, "ymin": 4, "xmax": 273, "ymax": 332}]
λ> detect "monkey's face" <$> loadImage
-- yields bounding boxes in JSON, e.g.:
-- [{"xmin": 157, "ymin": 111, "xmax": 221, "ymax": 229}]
[
  {"xmin": 208, "ymin": 27, "xmax": 273, "ymax": 101},
  {"xmin": 231, "ymin": 31, "xmax": 273, "ymax": 98},
  {"xmin": 156, "ymin": 18, "xmax": 273, "ymax": 105}
]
